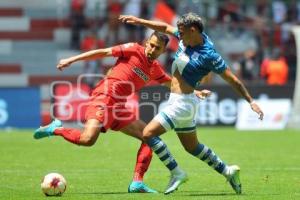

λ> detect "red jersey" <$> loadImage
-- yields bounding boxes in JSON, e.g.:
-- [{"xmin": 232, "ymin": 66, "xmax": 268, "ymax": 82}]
[{"xmin": 92, "ymin": 43, "xmax": 171, "ymax": 100}]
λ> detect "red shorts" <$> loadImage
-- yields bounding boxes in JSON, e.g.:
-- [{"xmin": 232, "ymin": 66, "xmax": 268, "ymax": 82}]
[{"xmin": 85, "ymin": 94, "xmax": 137, "ymax": 132}]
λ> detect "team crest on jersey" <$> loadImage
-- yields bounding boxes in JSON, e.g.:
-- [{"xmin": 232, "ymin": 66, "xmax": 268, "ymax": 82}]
[
  {"xmin": 95, "ymin": 106, "xmax": 105, "ymax": 119},
  {"xmin": 191, "ymin": 52, "xmax": 200, "ymax": 60},
  {"xmin": 132, "ymin": 67, "xmax": 149, "ymax": 82}
]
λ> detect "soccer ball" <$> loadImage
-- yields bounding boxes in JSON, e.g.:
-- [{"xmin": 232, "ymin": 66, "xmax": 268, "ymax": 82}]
[{"xmin": 41, "ymin": 173, "xmax": 67, "ymax": 196}]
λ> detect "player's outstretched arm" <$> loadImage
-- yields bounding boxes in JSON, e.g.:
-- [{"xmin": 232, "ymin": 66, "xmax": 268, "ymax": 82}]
[
  {"xmin": 57, "ymin": 48, "xmax": 113, "ymax": 71},
  {"xmin": 119, "ymin": 15, "xmax": 176, "ymax": 36},
  {"xmin": 220, "ymin": 67, "xmax": 264, "ymax": 120}
]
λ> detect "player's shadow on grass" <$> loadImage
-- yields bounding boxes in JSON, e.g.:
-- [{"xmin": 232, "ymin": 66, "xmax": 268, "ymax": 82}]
[
  {"xmin": 180, "ymin": 192, "xmax": 281, "ymax": 197},
  {"xmin": 179, "ymin": 191, "xmax": 237, "ymax": 197},
  {"xmin": 70, "ymin": 191, "xmax": 129, "ymax": 195}
]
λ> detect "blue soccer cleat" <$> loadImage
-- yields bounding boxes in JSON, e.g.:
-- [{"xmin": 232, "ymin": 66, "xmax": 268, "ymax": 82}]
[
  {"xmin": 34, "ymin": 119, "xmax": 62, "ymax": 139},
  {"xmin": 128, "ymin": 181, "xmax": 158, "ymax": 193}
]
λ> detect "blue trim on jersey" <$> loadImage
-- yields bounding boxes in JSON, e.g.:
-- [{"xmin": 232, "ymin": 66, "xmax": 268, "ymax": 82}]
[
  {"xmin": 172, "ymin": 32, "xmax": 227, "ymax": 88},
  {"xmin": 161, "ymin": 112, "xmax": 175, "ymax": 129}
]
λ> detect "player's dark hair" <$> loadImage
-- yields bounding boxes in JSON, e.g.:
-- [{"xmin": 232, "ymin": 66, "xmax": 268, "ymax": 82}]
[
  {"xmin": 177, "ymin": 12, "xmax": 204, "ymax": 33},
  {"xmin": 150, "ymin": 31, "xmax": 169, "ymax": 46}
]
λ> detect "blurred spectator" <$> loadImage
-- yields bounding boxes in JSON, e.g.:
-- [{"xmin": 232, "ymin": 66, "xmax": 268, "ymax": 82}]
[
  {"xmin": 123, "ymin": 0, "xmax": 142, "ymax": 41},
  {"xmin": 256, "ymin": 0, "xmax": 269, "ymax": 18},
  {"xmin": 286, "ymin": 0, "xmax": 299, "ymax": 23},
  {"xmin": 140, "ymin": 0, "xmax": 150, "ymax": 19},
  {"xmin": 80, "ymin": 32, "xmax": 105, "ymax": 87},
  {"xmin": 106, "ymin": 0, "xmax": 123, "ymax": 46},
  {"xmin": 152, "ymin": 0, "xmax": 178, "ymax": 52},
  {"xmin": 218, "ymin": 0, "xmax": 242, "ymax": 23},
  {"xmin": 138, "ymin": 0, "xmax": 151, "ymax": 40},
  {"xmin": 260, "ymin": 48, "xmax": 289, "ymax": 85},
  {"xmin": 70, "ymin": 0, "xmax": 86, "ymax": 49},
  {"xmin": 236, "ymin": 49, "xmax": 259, "ymax": 81},
  {"xmin": 272, "ymin": 0, "xmax": 287, "ymax": 24},
  {"xmin": 282, "ymin": 33, "xmax": 297, "ymax": 81},
  {"xmin": 63, "ymin": 0, "xmax": 297, "ymax": 86}
]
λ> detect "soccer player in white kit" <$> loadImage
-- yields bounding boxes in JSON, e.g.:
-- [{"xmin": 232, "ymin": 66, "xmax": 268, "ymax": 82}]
[{"xmin": 120, "ymin": 13, "xmax": 264, "ymax": 195}]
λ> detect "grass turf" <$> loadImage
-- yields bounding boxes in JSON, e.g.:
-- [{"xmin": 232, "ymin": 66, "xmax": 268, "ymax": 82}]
[{"xmin": 0, "ymin": 127, "xmax": 299, "ymax": 200}]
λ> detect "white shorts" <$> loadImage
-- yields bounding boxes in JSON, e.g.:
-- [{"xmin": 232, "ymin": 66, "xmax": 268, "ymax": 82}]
[{"xmin": 154, "ymin": 93, "xmax": 198, "ymax": 133}]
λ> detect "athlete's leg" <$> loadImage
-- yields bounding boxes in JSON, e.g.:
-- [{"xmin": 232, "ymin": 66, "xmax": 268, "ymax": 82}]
[
  {"xmin": 58, "ymin": 119, "xmax": 102, "ymax": 146},
  {"xmin": 120, "ymin": 120, "xmax": 151, "ymax": 179},
  {"xmin": 56, "ymin": 119, "xmax": 102, "ymax": 146},
  {"xmin": 142, "ymin": 119, "xmax": 166, "ymax": 140},
  {"xmin": 34, "ymin": 98, "xmax": 111, "ymax": 146},
  {"xmin": 120, "ymin": 119, "xmax": 146, "ymax": 140},
  {"xmin": 34, "ymin": 118, "xmax": 102, "ymax": 146},
  {"xmin": 177, "ymin": 131, "xmax": 232, "ymax": 175},
  {"xmin": 143, "ymin": 119, "xmax": 187, "ymax": 194},
  {"xmin": 177, "ymin": 131, "xmax": 230, "ymax": 174},
  {"xmin": 119, "ymin": 120, "xmax": 157, "ymax": 193},
  {"xmin": 177, "ymin": 131, "xmax": 241, "ymax": 194}
]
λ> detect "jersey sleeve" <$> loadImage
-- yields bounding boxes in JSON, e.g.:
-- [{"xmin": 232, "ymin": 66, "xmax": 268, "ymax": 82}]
[
  {"xmin": 209, "ymin": 52, "xmax": 228, "ymax": 74},
  {"xmin": 151, "ymin": 62, "xmax": 171, "ymax": 84},
  {"xmin": 111, "ymin": 43, "xmax": 138, "ymax": 58}
]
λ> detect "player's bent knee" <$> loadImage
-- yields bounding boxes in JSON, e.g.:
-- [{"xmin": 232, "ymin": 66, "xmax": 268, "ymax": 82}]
[
  {"xmin": 142, "ymin": 134, "xmax": 151, "ymax": 143},
  {"xmin": 85, "ymin": 139, "xmax": 97, "ymax": 146},
  {"xmin": 133, "ymin": 130, "xmax": 143, "ymax": 140},
  {"xmin": 183, "ymin": 146, "xmax": 195, "ymax": 154},
  {"xmin": 142, "ymin": 128, "xmax": 153, "ymax": 143},
  {"xmin": 81, "ymin": 135, "xmax": 97, "ymax": 146},
  {"xmin": 182, "ymin": 143, "xmax": 198, "ymax": 154}
]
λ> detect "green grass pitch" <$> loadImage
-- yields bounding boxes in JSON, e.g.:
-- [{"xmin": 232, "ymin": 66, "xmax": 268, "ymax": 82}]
[{"xmin": 0, "ymin": 127, "xmax": 299, "ymax": 200}]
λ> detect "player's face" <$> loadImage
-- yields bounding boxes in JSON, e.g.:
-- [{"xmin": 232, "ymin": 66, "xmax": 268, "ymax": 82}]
[
  {"xmin": 145, "ymin": 35, "xmax": 166, "ymax": 61},
  {"xmin": 178, "ymin": 25, "xmax": 192, "ymax": 46}
]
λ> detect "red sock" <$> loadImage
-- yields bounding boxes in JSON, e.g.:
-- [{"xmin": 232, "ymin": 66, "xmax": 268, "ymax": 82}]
[
  {"xmin": 133, "ymin": 143, "xmax": 153, "ymax": 182},
  {"xmin": 54, "ymin": 127, "xmax": 81, "ymax": 145}
]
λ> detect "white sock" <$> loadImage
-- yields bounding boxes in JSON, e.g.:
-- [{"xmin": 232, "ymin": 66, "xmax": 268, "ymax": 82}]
[
  {"xmin": 171, "ymin": 166, "xmax": 184, "ymax": 176},
  {"xmin": 222, "ymin": 165, "xmax": 231, "ymax": 177}
]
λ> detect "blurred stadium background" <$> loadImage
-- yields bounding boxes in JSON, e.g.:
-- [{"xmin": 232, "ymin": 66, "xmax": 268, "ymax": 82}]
[
  {"xmin": 0, "ymin": 0, "xmax": 299, "ymax": 130},
  {"xmin": 0, "ymin": 0, "xmax": 300, "ymax": 199}
]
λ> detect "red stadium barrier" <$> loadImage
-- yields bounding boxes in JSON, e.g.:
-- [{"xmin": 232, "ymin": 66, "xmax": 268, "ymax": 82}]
[
  {"xmin": 0, "ymin": 64, "xmax": 22, "ymax": 74},
  {"xmin": 0, "ymin": 8, "xmax": 23, "ymax": 17}
]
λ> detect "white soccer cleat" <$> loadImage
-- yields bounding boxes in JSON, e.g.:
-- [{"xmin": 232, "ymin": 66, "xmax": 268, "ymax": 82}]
[
  {"xmin": 227, "ymin": 165, "xmax": 242, "ymax": 194},
  {"xmin": 164, "ymin": 171, "xmax": 188, "ymax": 195}
]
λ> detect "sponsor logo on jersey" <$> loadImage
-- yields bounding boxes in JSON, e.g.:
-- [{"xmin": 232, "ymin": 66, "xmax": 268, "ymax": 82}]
[
  {"xmin": 132, "ymin": 67, "xmax": 149, "ymax": 82},
  {"xmin": 212, "ymin": 55, "xmax": 222, "ymax": 66},
  {"xmin": 191, "ymin": 52, "xmax": 200, "ymax": 60},
  {"xmin": 123, "ymin": 43, "xmax": 134, "ymax": 48}
]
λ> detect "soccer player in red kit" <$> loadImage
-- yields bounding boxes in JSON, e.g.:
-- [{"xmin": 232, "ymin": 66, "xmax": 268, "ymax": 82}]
[{"xmin": 34, "ymin": 31, "xmax": 171, "ymax": 193}]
